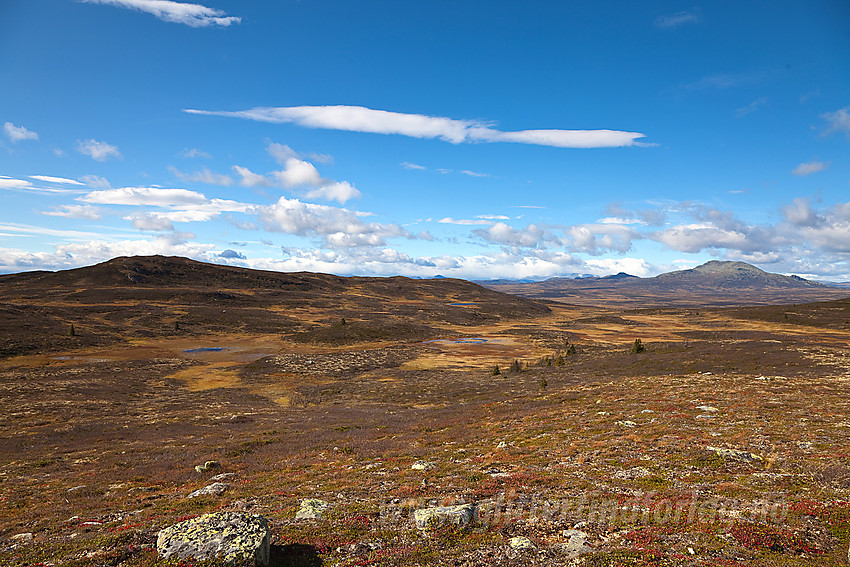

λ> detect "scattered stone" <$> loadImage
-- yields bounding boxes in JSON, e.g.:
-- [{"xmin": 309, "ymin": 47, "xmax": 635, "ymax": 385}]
[
  {"xmin": 67, "ymin": 485, "xmax": 86, "ymax": 492},
  {"xmin": 617, "ymin": 420, "xmax": 637, "ymax": 427},
  {"xmin": 188, "ymin": 482, "xmax": 230, "ymax": 499},
  {"xmin": 509, "ymin": 536, "xmax": 535, "ymax": 550},
  {"xmin": 195, "ymin": 460, "xmax": 222, "ymax": 473},
  {"xmin": 497, "ymin": 441, "xmax": 508, "ymax": 449},
  {"xmin": 157, "ymin": 511, "xmax": 270, "ymax": 566},
  {"xmin": 695, "ymin": 414, "xmax": 715, "ymax": 419},
  {"xmin": 559, "ymin": 529, "xmax": 593, "ymax": 559},
  {"xmin": 411, "ymin": 460, "xmax": 436, "ymax": 471},
  {"xmin": 414, "ymin": 503, "xmax": 476, "ymax": 529},
  {"xmin": 296, "ymin": 498, "xmax": 330, "ymax": 520},
  {"xmin": 696, "ymin": 405, "xmax": 719, "ymax": 412},
  {"xmin": 11, "ymin": 533, "xmax": 33, "ymax": 543},
  {"xmin": 706, "ymin": 446, "xmax": 763, "ymax": 463},
  {"xmin": 210, "ymin": 472, "xmax": 237, "ymax": 482},
  {"xmin": 614, "ymin": 466, "xmax": 651, "ymax": 480}
]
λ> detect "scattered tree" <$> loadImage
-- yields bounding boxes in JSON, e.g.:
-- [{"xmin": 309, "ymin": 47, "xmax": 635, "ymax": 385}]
[
  {"xmin": 491, "ymin": 365, "xmax": 501, "ymax": 376},
  {"xmin": 510, "ymin": 359, "xmax": 522, "ymax": 373},
  {"xmin": 554, "ymin": 355, "xmax": 565, "ymax": 366},
  {"xmin": 69, "ymin": 324, "xmax": 76, "ymax": 337},
  {"xmin": 631, "ymin": 338, "xmax": 645, "ymax": 354},
  {"xmin": 566, "ymin": 343, "xmax": 577, "ymax": 356},
  {"xmin": 539, "ymin": 377, "xmax": 548, "ymax": 390}
]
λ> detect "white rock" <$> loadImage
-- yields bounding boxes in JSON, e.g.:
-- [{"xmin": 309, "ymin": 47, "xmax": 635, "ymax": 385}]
[
  {"xmin": 411, "ymin": 460, "xmax": 436, "ymax": 471},
  {"xmin": 157, "ymin": 512, "xmax": 269, "ymax": 566},
  {"xmin": 296, "ymin": 499, "xmax": 330, "ymax": 520},
  {"xmin": 509, "ymin": 536, "xmax": 535, "ymax": 549}
]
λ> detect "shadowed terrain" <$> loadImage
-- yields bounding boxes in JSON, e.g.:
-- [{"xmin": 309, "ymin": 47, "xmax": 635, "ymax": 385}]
[{"xmin": 1, "ymin": 257, "xmax": 850, "ymax": 566}]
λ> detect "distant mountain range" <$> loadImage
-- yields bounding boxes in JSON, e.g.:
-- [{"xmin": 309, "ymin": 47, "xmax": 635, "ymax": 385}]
[{"xmin": 482, "ymin": 260, "xmax": 850, "ymax": 308}]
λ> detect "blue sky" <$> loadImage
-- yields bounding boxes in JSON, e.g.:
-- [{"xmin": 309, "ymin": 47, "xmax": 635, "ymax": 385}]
[{"xmin": 1, "ymin": 1, "xmax": 849, "ymax": 279}]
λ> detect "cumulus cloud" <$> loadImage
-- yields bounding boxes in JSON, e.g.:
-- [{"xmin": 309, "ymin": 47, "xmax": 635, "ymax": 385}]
[
  {"xmin": 81, "ymin": 0, "xmax": 240, "ymax": 27},
  {"xmin": 184, "ymin": 105, "xmax": 648, "ymax": 149},
  {"xmin": 654, "ymin": 9, "xmax": 701, "ymax": 29},
  {"xmin": 129, "ymin": 214, "xmax": 175, "ymax": 231},
  {"xmin": 783, "ymin": 198, "xmax": 822, "ymax": 227},
  {"xmin": 232, "ymin": 166, "xmax": 271, "ymax": 188},
  {"xmin": 4, "ymin": 122, "xmax": 39, "ymax": 142},
  {"xmin": 255, "ymin": 197, "xmax": 408, "ymax": 248},
  {"xmin": 792, "ymin": 161, "xmax": 828, "ymax": 176},
  {"xmin": 42, "ymin": 205, "xmax": 102, "ymax": 220},
  {"xmin": 822, "ymin": 105, "xmax": 850, "ymax": 137},
  {"xmin": 232, "ymin": 143, "xmax": 360, "ymax": 203},
  {"xmin": 302, "ymin": 181, "xmax": 361, "ymax": 204},
  {"xmin": 473, "ymin": 223, "xmax": 547, "ymax": 248},
  {"xmin": 76, "ymin": 139, "xmax": 122, "ymax": 161},
  {"xmin": 563, "ymin": 223, "xmax": 637, "ymax": 254}
]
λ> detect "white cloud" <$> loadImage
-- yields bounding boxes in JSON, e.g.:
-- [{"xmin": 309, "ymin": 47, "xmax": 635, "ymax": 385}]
[
  {"xmin": 169, "ymin": 166, "xmax": 233, "ymax": 185},
  {"xmin": 129, "ymin": 214, "xmax": 175, "ymax": 231},
  {"xmin": 181, "ymin": 147, "xmax": 211, "ymax": 159},
  {"xmin": 4, "ymin": 122, "xmax": 39, "ymax": 142},
  {"xmin": 232, "ymin": 165, "xmax": 271, "ymax": 188},
  {"xmin": 822, "ymin": 105, "xmax": 850, "ymax": 137},
  {"xmin": 474, "ymin": 223, "xmax": 547, "ymax": 248},
  {"xmin": 438, "ymin": 217, "xmax": 495, "ymax": 226},
  {"xmin": 82, "ymin": 186, "xmax": 207, "ymax": 206},
  {"xmin": 303, "ymin": 181, "xmax": 361, "ymax": 204},
  {"xmin": 476, "ymin": 214, "xmax": 510, "ymax": 220},
  {"xmin": 185, "ymin": 105, "xmax": 648, "ymax": 149},
  {"xmin": 736, "ymin": 97, "xmax": 768, "ymax": 118},
  {"xmin": 783, "ymin": 198, "xmax": 822, "ymax": 227},
  {"xmin": 460, "ymin": 170, "xmax": 489, "ymax": 177},
  {"xmin": 401, "ymin": 162, "xmax": 426, "ymax": 170},
  {"xmin": 42, "ymin": 205, "xmax": 102, "ymax": 220},
  {"xmin": 0, "ymin": 177, "xmax": 34, "ymax": 190},
  {"xmin": 77, "ymin": 139, "xmax": 122, "ymax": 161},
  {"xmin": 563, "ymin": 223, "xmax": 636, "ymax": 254},
  {"xmin": 29, "ymin": 175, "xmax": 85, "ymax": 185},
  {"xmin": 585, "ymin": 257, "xmax": 651, "ymax": 277},
  {"xmin": 79, "ymin": 174, "xmax": 111, "ymax": 189},
  {"xmin": 272, "ymin": 157, "xmax": 323, "ymax": 188},
  {"xmin": 82, "ymin": 0, "xmax": 240, "ymax": 27},
  {"xmin": 792, "ymin": 161, "xmax": 828, "ymax": 176},
  {"xmin": 654, "ymin": 9, "xmax": 701, "ymax": 29},
  {"xmin": 255, "ymin": 197, "xmax": 407, "ymax": 248}
]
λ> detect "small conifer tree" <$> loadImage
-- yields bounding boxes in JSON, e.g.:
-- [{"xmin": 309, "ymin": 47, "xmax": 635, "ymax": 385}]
[
  {"xmin": 510, "ymin": 359, "xmax": 522, "ymax": 373},
  {"xmin": 491, "ymin": 365, "xmax": 501, "ymax": 376},
  {"xmin": 69, "ymin": 324, "xmax": 76, "ymax": 337},
  {"xmin": 631, "ymin": 338, "xmax": 645, "ymax": 353}
]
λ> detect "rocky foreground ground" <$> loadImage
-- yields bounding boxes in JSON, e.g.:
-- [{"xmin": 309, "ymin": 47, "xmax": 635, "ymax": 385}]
[{"xmin": 1, "ymin": 258, "xmax": 849, "ymax": 566}]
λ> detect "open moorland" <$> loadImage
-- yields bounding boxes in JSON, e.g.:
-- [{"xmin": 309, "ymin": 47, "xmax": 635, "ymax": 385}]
[{"xmin": 1, "ymin": 256, "xmax": 850, "ymax": 566}]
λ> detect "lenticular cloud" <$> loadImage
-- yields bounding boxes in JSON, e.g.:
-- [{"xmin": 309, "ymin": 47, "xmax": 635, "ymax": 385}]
[{"xmin": 184, "ymin": 105, "xmax": 647, "ymax": 149}]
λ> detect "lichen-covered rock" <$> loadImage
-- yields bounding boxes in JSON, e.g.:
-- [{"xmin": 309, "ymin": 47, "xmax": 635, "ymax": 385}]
[
  {"xmin": 413, "ymin": 503, "xmax": 476, "ymax": 529},
  {"xmin": 411, "ymin": 460, "xmax": 436, "ymax": 471},
  {"xmin": 559, "ymin": 529, "xmax": 593, "ymax": 559},
  {"xmin": 295, "ymin": 498, "xmax": 330, "ymax": 520},
  {"xmin": 195, "ymin": 460, "xmax": 222, "ymax": 473},
  {"xmin": 706, "ymin": 446, "xmax": 762, "ymax": 462},
  {"xmin": 509, "ymin": 536, "xmax": 535, "ymax": 549},
  {"xmin": 156, "ymin": 512, "xmax": 269, "ymax": 566},
  {"xmin": 187, "ymin": 482, "xmax": 230, "ymax": 498}
]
